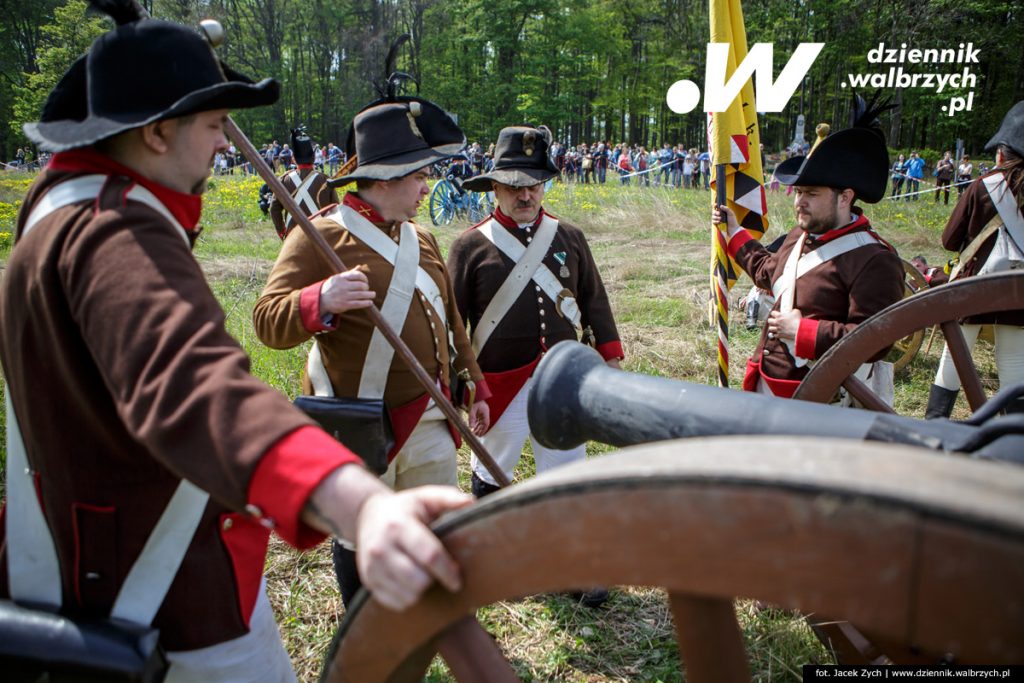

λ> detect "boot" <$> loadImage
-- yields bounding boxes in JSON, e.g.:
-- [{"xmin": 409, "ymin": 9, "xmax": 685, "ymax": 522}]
[
  {"xmin": 925, "ymin": 384, "xmax": 958, "ymax": 419},
  {"xmin": 569, "ymin": 588, "xmax": 610, "ymax": 609},
  {"xmin": 471, "ymin": 472, "xmax": 501, "ymax": 499}
]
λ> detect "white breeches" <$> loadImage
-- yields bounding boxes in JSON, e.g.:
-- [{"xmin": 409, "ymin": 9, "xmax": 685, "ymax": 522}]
[
  {"xmin": 471, "ymin": 377, "xmax": 587, "ymax": 485},
  {"xmin": 381, "ymin": 403, "xmax": 457, "ymax": 491},
  {"xmin": 165, "ymin": 580, "xmax": 295, "ymax": 683},
  {"xmin": 934, "ymin": 324, "xmax": 1024, "ymax": 390}
]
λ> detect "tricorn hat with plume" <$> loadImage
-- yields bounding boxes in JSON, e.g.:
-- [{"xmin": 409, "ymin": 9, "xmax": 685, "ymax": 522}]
[
  {"xmin": 329, "ymin": 34, "xmax": 465, "ymax": 186},
  {"xmin": 774, "ymin": 91, "xmax": 896, "ymax": 203},
  {"xmin": 24, "ymin": 0, "xmax": 278, "ymax": 152}
]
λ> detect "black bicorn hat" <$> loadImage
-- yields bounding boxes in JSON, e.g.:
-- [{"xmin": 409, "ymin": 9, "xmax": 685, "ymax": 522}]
[
  {"xmin": 329, "ymin": 34, "xmax": 465, "ymax": 187},
  {"xmin": 329, "ymin": 96, "xmax": 466, "ymax": 186},
  {"xmin": 461, "ymin": 125, "xmax": 559, "ymax": 192},
  {"xmin": 774, "ymin": 91, "xmax": 895, "ymax": 204},
  {"xmin": 291, "ymin": 126, "xmax": 314, "ymax": 164},
  {"xmin": 23, "ymin": 0, "xmax": 278, "ymax": 152},
  {"xmin": 985, "ymin": 99, "xmax": 1024, "ymax": 158}
]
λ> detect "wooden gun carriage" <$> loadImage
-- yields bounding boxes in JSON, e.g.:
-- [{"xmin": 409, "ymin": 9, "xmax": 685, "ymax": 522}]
[{"xmin": 322, "ymin": 272, "xmax": 1024, "ymax": 682}]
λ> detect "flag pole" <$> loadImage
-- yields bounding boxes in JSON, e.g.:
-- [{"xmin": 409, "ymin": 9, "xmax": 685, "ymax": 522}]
[{"xmin": 713, "ymin": 164, "xmax": 730, "ymax": 388}]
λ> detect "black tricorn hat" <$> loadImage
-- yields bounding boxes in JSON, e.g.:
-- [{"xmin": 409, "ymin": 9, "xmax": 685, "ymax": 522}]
[
  {"xmin": 461, "ymin": 125, "xmax": 559, "ymax": 191},
  {"xmin": 774, "ymin": 92, "xmax": 894, "ymax": 204},
  {"xmin": 292, "ymin": 126, "xmax": 314, "ymax": 164},
  {"xmin": 985, "ymin": 100, "xmax": 1024, "ymax": 158},
  {"xmin": 329, "ymin": 97, "xmax": 465, "ymax": 186},
  {"xmin": 24, "ymin": 0, "xmax": 278, "ymax": 152}
]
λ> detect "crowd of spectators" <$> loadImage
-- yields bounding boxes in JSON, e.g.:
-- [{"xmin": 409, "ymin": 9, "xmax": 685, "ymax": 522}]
[{"xmin": 547, "ymin": 140, "xmax": 713, "ymax": 188}]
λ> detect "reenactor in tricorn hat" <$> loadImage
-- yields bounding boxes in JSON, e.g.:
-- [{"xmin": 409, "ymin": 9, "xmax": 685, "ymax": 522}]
[
  {"xmin": 447, "ymin": 124, "xmax": 624, "ymax": 606},
  {"xmin": 254, "ymin": 93, "xmax": 491, "ymax": 607},
  {"xmin": 927, "ymin": 99, "xmax": 1024, "ymax": 418},
  {"xmin": 714, "ymin": 93, "xmax": 905, "ymax": 401},
  {"xmin": 0, "ymin": 2, "xmax": 471, "ymax": 679},
  {"xmin": 269, "ymin": 125, "xmax": 338, "ymax": 239}
]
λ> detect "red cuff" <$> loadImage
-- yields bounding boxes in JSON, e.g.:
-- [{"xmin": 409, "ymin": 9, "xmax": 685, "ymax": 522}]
[
  {"xmin": 473, "ymin": 378, "xmax": 493, "ymax": 403},
  {"xmin": 299, "ymin": 281, "xmax": 337, "ymax": 333},
  {"xmin": 248, "ymin": 426, "xmax": 362, "ymax": 549},
  {"xmin": 597, "ymin": 340, "xmax": 625, "ymax": 362},
  {"xmin": 795, "ymin": 318, "xmax": 820, "ymax": 359},
  {"xmin": 726, "ymin": 230, "xmax": 754, "ymax": 258}
]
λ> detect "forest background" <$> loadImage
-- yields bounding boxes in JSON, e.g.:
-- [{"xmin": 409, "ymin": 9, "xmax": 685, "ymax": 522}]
[{"xmin": 2, "ymin": 0, "xmax": 1023, "ymax": 165}]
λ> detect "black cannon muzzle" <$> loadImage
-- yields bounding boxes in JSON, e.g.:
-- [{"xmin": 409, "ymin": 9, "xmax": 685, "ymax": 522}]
[{"xmin": 527, "ymin": 342, "xmax": 1024, "ymax": 463}]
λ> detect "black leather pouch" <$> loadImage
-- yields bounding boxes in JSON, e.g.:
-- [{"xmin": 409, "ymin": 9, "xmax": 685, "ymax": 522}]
[
  {"xmin": 0, "ymin": 599, "xmax": 167, "ymax": 682},
  {"xmin": 293, "ymin": 396, "xmax": 394, "ymax": 475}
]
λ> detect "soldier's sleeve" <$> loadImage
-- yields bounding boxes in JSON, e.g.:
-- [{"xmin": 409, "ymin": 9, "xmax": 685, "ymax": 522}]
[
  {"xmin": 430, "ymin": 231, "xmax": 491, "ymax": 402},
  {"xmin": 445, "ymin": 232, "xmax": 474, "ymax": 326},
  {"xmin": 268, "ymin": 175, "xmax": 292, "ymax": 239},
  {"xmin": 941, "ymin": 180, "xmax": 985, "ymax": 253},
  {"xmin": 728, "ymin": 228, "xmax": 780, "ymax": 291},
  {"xmin": 572, "ymin": 228, "xmax": 623, "ymax": 361},
  {"xmin": 253, "ymin": 218, "xmax": 340, "ymax": 349}
]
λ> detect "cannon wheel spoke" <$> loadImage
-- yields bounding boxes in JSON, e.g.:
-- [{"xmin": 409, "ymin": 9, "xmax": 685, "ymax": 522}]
[
  {"xmin": 322, "ymin": 438, "xmax": 1024, "ymax": 682},
  {"xmin": 436, "ymin": 616, "xmax": 522, "ymax": 682},
  {"xmin": 669, "ymin": 594, "xmax": 750, "ymax": 683},
  {"xmin": 794, "ymin": 272, "xmax": 1024, "ymax": 411}
]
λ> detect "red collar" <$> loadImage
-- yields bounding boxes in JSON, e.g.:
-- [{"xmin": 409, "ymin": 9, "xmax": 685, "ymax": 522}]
[
  {"xmin": 343, "ymin": 192, "xmax": 388, "ymax": 225},
  {"xmin": 805, "ymin": 210, "xmax": 895, "ymax": 252},
  {"xmin": 48, "ymin": 148, "xmax": 202, "ymax": 231},
  {"xmin": 492, "ymin": 206, "xmax": 545, "ymax": 230},
  {"xmin": 297, "ymin": 164, "xmax": 314, "ymax": 170}
]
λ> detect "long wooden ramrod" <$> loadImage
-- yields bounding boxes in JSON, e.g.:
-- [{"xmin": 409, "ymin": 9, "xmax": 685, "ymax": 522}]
[{"xmin": 221, "ymin": 116, "xmax": 510, "ymax": 487}]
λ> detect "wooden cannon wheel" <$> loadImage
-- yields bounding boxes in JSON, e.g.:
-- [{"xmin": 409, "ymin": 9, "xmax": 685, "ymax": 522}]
[
  {"xmin": 793, "ymin": 271, "xmax": 1024, "ymax": 412},
  {"xmin": 886, "ymin": 259, "xmax": 930, "ymax": 373},
  {"xmin": 322, "ymin": 437, "xmax": 1024, "ymax": 682}
]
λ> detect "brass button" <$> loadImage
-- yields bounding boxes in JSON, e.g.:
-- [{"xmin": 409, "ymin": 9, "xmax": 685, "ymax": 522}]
[{"xmin": 222, "ymin": 518, "xmax": 234, "ymax": 531}]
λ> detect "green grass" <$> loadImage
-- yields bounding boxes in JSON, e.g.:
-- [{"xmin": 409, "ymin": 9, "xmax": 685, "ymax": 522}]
[{"xmin": 0, "ymin": 172, "xmax": 1001, "ymax": 680}]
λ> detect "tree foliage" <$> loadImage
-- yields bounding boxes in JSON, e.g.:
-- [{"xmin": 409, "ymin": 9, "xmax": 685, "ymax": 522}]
[{"xmin": 3, "ymin": 0, "xmax": 1022, "ymax": 161}]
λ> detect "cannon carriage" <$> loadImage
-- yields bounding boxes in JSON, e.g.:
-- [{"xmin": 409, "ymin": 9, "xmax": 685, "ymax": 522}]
[{"xmin": 323, "ymin": 273, "xmax": 1024, "ymax": 682}]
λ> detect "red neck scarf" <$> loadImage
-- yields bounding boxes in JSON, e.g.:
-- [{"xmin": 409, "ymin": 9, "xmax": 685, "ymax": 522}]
[
  {"xmin": 343, "ymin": 192, "xmax": 388, "ymax": 226},
  {"xmin": 48, "ymin": 148, "xmax": 203, "ymax": 231},
  {"xmin": 492, "ymin": 206, "xmax": 545, "ymax": 230}
]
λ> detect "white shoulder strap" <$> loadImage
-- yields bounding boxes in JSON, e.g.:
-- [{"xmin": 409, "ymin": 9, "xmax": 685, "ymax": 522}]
[
  {"xmin": 291, "ymin": 171, "xmax": 321, "ymax": 219},
  {"xmin": 4, "ymin": 391, "xmax": 63, "ymax": 609},
  {"xmin": 358, "ymin": 221, "xmax": 420, "ymax": 398},
  {"xmin": 478, "ymin": 215, "xmax": 582, "ymax": 336},
  {"xmin": 5, "ymin": 383, "xmax": 209, "ymax": 624},
  {"xmin": 472, "ymin": 216, "xmax": 560, "ymax": 355},
  {"xmin": 286, "ymin": 170, "xmax": 301, "ymax": 188},
  {"xmin": 330, "ymin": 205, "xmax": 447, "ymax": 329},
  {"xmin": 771, "ymin": 230, "xmax": 877, "ymax": 367},
  {"xmin": 982, "ymin": 173, "xmax": 1024, "ymax": 248},
  {"xmin": 24, "ymin": 174, "xmax": 190, "ymax": 247}
]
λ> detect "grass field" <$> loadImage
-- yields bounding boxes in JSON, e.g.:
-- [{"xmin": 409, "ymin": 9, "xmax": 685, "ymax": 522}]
[{"xmin": 0, "ymin": 170, "xmax": 999, "ymax": 681}]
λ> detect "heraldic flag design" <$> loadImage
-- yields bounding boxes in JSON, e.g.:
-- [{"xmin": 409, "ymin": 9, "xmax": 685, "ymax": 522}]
[{"xmin": 708, "ymin": 0, "xmax": 769, "ymax": 387}]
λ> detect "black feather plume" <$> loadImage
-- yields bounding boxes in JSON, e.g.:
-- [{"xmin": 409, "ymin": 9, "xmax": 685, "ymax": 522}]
[
  {"xmin": 372, "ymin": 34, "xmax": 418, "ymax": 100},
  {"xmin": 850, "ymin": 89, "xmax": 895, "ymax": 130},
  {"xmin": 88, "ymin": 0, "xmax": 148, "ymax": 26}
]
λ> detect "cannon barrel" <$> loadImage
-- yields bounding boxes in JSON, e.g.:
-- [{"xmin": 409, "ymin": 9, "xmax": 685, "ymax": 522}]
[{"xmin": 527, "ymin": 342, "xmax": 1024, "ymax": 462}]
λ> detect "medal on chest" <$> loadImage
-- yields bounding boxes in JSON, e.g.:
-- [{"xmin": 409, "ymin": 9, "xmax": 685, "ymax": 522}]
[{"xmin": 554, "ymin": 251, "xmax": 569, "ymax": 278}]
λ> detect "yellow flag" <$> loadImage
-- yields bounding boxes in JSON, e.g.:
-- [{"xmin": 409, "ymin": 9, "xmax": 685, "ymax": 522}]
[{"xmin": 709, "ymin": 0, "xmax": 768, "ymax": 291}]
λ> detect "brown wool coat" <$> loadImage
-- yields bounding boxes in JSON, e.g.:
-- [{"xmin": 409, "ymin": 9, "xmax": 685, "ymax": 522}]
[
  {"xmin": 253, "ymin": 210, "xmax": 484, "ymax": 408},
  {"xmin": 734, "ymin": 216, "xmax": 905, "ymax": 383},
  {"xmin": 446, "ymin": 214, "xmax": 621, "ymax": 372},
  {"xmin": 942, "ymin": 171, "xmax": 1024, "ymax": 325},
  {"xmin": 0, "ymin": 169, "xmax": 315, "ymax": 650}
]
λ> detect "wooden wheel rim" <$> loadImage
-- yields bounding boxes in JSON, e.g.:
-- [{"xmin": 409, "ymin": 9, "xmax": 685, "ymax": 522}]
[
  {"xmin": 794, "ymin": 271, "xmax": 1024, "ymax": 405},
  {"xmin": 322, "ymin": 437, "xmax": 1024, "ymax": 682}
]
